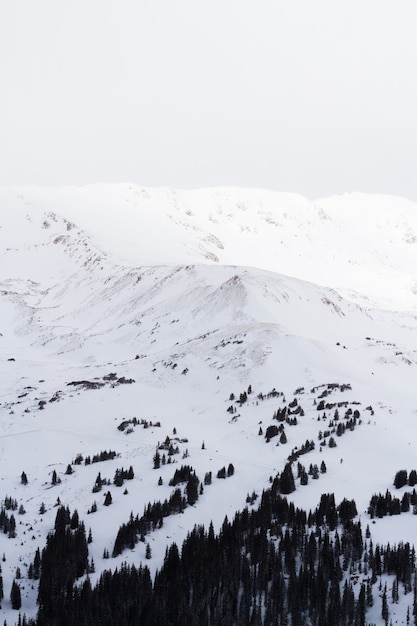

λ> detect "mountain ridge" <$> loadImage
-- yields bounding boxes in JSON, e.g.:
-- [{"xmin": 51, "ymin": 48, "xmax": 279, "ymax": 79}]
[{"xmin": 2, "ymin": 184, "xmax": 417, "ymax": 310}]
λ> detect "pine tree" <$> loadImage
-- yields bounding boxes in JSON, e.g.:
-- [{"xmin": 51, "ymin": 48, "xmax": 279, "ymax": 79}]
[
  {"xmin": 21, "ymin": 472, "xmax": 28, "ymax": 485},
  {"xmin": 153, "ymin": 450, "xmax": 161, "ymax": 469},
  {"xmin": 70, "ymin": 510, "xmax": 79, "ymax": 530},
  {"xmin": 33, "ymin": 548, "xmax": 41, "ymax": 580},
  {"xmin": 8, "ymin": 514, "xmax": 16, "ymax": 538},
  {"xmin": 217, "ymin": 466, "xmax": 226, "ymax": 479},
  {"xmin": 186, "ymin": 474, "xmax": 199, "ymax": 505},
  {"xmin": 409, "ymin": 469, "xmax": 417, "ymax": 486},
  {"xmin": 382, "ymin": 584, "xmax": 389, "ymax": 625},
  {"xmin": 280, "ymin": 463, "xmax": 295, "ymax": 494},
  {"xmin": 394, "ymin": 469, "xmax": 408, "ymax": 489},
  {"xmin": 392, "ymin": 578, "xmax": 399, "ymax": 604},
  {"xmin": 10, "ymin": 580, "xmax": 21, "ymax": 610}
]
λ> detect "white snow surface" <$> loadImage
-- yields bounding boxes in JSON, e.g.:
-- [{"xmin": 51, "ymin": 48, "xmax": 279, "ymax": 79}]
[{"xmin": 1, "ymin": 184, "xmax": 417, "ymax": 624}]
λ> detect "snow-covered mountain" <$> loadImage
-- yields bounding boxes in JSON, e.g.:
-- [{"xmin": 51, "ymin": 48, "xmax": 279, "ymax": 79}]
[{"xmin": 1, "ymin": 185, "xmax": 417, "ymax": 624}]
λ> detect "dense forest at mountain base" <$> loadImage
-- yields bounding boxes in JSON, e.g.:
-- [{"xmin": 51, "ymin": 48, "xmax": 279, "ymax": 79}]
[{"xmin": 7, "ymin": 484, "xmax": 417, "ymax": 626}]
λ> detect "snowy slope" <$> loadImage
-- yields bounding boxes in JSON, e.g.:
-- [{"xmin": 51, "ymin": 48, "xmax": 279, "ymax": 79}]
[
  {"xmin": 1, "ymin": 185, "xmax": 417, "ymax": 624},
  {"xmin": 2, "ymin": 185, "xmax": 417, "ymax": 309}
]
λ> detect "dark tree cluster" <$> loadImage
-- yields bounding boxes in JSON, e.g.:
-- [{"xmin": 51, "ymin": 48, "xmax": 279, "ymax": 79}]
[
  {"xmin": 311, "ymin": 382, "xmax": 352, "ymax": 394},
  {"xmin": 113, "ymin": 466, "xmax": 134, "ymax": 487},
  {"xmin": 264, "ymin": 424, "xmax": 280, "ymax": 441},
  {"xmin": 0, "ymin": 506, "xmax": 16, "ymax": 538},
  {"xmin": 158, "ymin": 435, "xmax": 181, "ymax": 456},
  {"xmin": 368, "ymin": 488, "xmax": 417, "ymax": 518},
  {"xmin": 257, "ymin": 387, "xmax": 284, "ymax": 401},
  {"xmin": 296, "ymin": 460, "xmax": 327, "ymax": 484},
  {"xmin": 26, "ymin": 482, "xmax": 417, "ymax": 626},
  {"xmin": 168, "ymin": 464, "xmax": 195, "ymax": 486},
  {"xmin": 2, "ymin": 495, "xmax": 18, "ymax": 511},
  {"xmin": 317, "ymin": 407, "xmax": 361, "ymax": 450},
  {"xmin": 394, "ymin": 468, "xmax": 417, "ymax": 489},
  {"xmin": 287, "ymin": 438, "xmax": 315, "ymax": 464},
  {"xmin": 168, "ymin": 465, "xmax": 201, "ymax": 505},
  {"xmin": 216, "ymin": 464, "xmax": 234, "ymax": 479},
  {"xmin": 118, "ymin": 417, "xmax": 161, "ymax": 432},
  {"xmin": 85, "ymin": 449, "xmax": 119, "ymax": 465},
  {"xmin": 316, "ymin": 399, "xmax": 358, "ymax": 413},
  {"xmin": 227, "ymin": 385, "xmax": 253, "ymax": 408},
  {"xmin": 112, "ymin": 488, "xmax": 188, "ymax": 557},
  {"xmin": 92, "ymin": 472, "xmax": 110, "ymax": 493},
  {"xmin": 35, "ymin": 506, "xmax": 89, "ymax": 625},
  {"xmin": 272, "ymin": 405, "xmax": 300, "ymax": 424}
]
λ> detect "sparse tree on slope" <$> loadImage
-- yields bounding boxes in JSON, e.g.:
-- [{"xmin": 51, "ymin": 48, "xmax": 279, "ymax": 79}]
[{"xmin": 10, "ymin": 579, "xmax": 21, "ymax": 610}]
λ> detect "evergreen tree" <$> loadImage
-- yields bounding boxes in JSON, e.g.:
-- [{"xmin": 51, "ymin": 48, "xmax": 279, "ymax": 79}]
[
  {"xmin": 70, "ymin": 509, "xmax": 79, "ymax": 530},
  {"xmin": 37, "ymin": 507, "xmax": 89, "ymax": 623},
  {"xmin": 409, "ymin": 469, "xmax": 417, "ymax": 487},
  {"xmin": 217, "ymin": 466, "xmax": 226, "ymax": 479},
  {"xmin": 186, "ymin": 473, "xmax": 199, "ymax": 506},
  {"xmin": 8, "ymin": 514, "xmax": 16, "ymax": 538},
  {"xmin": 382, "ymin": 584, "xmax": 389, "ymax": 625},
  {"xmin": 394, "ymin": 469, "xmax": 408, "ymax": 489},
  {"xmin": 10, "ymin": 580, "xmax": 21, "ymax": 610},
  {"xmin": 357, "ymin": 583, "xmax": 366, "ymax": 626},
  {"xmin": 113, "ymin": 469, "xmax": 124, "ymax": 487},
  {"xmin": 153, "ymin": 450, "xmax": 161, "ymax": 469},
  {"xmin": 280, "ymin": 463, "xmax": 296, "ymax": 494},
  {"xmin": 20, "ymin": 472, "xmax": 28, "ymax": 485},
  {"xmin": 33, "ymin": 548, "xmax": 41, "ymax": 580}
]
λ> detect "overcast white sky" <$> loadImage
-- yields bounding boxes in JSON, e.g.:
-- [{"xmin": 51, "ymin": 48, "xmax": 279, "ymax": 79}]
[{"xmin": 0, "ymin": 1, "xmax": 416, "ymax": 200}]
